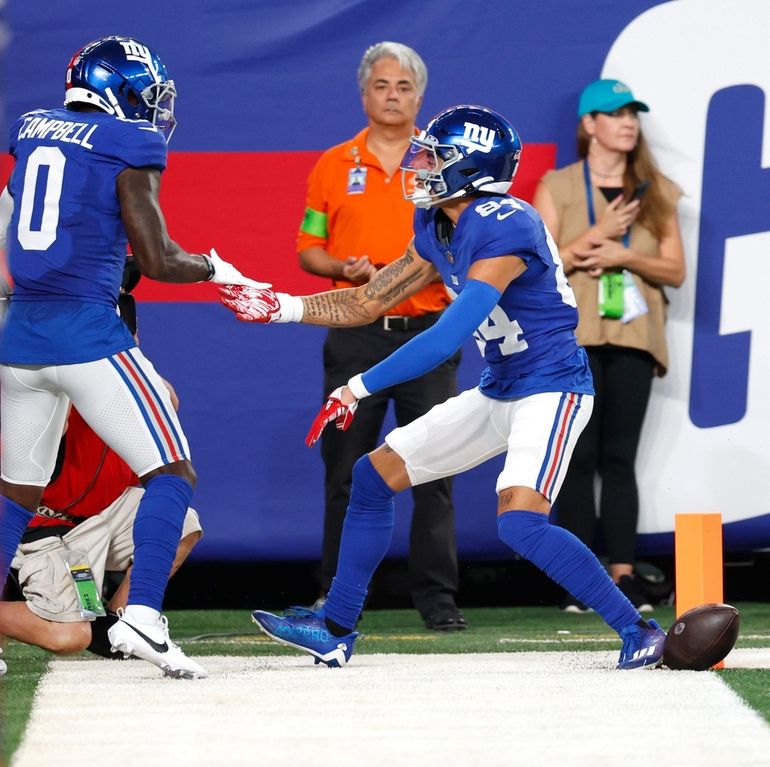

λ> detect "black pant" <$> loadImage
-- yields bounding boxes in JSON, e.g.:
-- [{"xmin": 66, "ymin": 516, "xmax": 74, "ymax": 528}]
[
  {"xmin": 320, "ymin": 319, "xmax": 461, "ymax": 616},
  {"xmin": 555, "ymin": 345, "xmax": 655, "ymax": 565}
]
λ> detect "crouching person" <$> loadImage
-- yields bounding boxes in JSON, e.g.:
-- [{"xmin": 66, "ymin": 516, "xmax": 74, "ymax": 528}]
[{"xmin": 0, "ymin": 404, "xmax": 201, "ymax": 661}]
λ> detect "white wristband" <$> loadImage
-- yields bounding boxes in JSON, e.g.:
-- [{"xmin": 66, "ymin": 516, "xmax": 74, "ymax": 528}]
[
  {"xmin": 347, "ymin": 373, "xmax": 371, "ymax": 400},
  {"xmin": 275, "ymin": 293, "xmax": 304, "ymax": 323}
]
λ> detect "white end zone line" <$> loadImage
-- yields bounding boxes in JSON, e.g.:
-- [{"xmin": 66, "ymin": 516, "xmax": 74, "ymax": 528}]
[
  {"xmin": 11, "ymin": 651, "xmax": 770, "ymax": 767},
  {"xmin": 497, "ymin": 636, "xmax": 770, "ymax": 663},
  {"xmin": 722, "ymin": 647, "xmax": 770, "ymax": 668}
]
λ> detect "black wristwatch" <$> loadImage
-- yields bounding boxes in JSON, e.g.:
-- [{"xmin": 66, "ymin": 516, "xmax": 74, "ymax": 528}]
[{"xmin": 202, "ymin": 254, "xmax": 216, "ymax": 281}]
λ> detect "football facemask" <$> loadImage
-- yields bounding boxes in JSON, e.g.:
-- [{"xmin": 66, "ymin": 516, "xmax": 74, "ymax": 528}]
[
  {"xmin": 401, "ymin": 134, "xmax": 463, "ymax": 209},
  {"xmin": 140, "ymin": 80, "xmax": 177, "ymax": 141},
  {"xmin": 401, "ymin": 105, "xmax": 522, "ymax": 209}
]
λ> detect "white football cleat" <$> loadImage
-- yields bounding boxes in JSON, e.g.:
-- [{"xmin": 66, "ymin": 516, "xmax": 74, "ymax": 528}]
[
  {"xmin": 0, "ymin": 646, "xmax": 7, "ymax": 677},
  {"xmin": 108, "ymin": 611, "xmax": 207, "ymax": 679}
]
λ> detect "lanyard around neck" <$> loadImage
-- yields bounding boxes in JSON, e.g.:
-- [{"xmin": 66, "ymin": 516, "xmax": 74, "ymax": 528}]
[{"xmin": 583, "ymin": 160, "xmax": 629, "ymax": 248}]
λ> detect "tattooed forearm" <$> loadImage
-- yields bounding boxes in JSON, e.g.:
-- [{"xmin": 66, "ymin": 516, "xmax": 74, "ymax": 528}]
[
  {"xmin": 302, "ymin": 290, "xmax": 372, "ymax": 326},
  {"xmin": 368, "ymin": 268, "xmax": 426, "ymax": 307},
  {"xmin": 363, "ymin": 249, "xmax": 434, "ymax": 306},
  {"xmin": 363, "ymin": 250, "xmax": 414, "ymax": 300},
  {"xmin": 301, "ymin": 247, "xmax": 435, "ymax": 327}
]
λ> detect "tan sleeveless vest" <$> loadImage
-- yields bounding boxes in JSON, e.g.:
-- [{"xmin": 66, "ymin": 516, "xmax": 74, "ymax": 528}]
[{"xmin": 541, "ymin": 161, "xmax": 681, "ymax": 376}]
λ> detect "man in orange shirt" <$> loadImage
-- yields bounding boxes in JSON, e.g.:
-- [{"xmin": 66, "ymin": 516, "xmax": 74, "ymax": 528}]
[{"xmin": 297, "ymin": 41, "xmax": 464, "ymax": 630}]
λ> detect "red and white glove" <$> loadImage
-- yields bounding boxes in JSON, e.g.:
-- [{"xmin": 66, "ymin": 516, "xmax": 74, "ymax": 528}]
[
  {"xmin": 202, "ymin": 248, "xmax": 272, "ymax": 289},
  {"xmin": 218, "ymin": 284, "xmax": 304, "ymax": 323},
  {"xmin": 305, "ymin": 386, "xmax": 359, "ymax": 447}
]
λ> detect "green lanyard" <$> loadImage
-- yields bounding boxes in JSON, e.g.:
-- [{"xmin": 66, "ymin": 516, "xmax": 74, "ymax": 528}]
[{"xmin": 584, "ymin": 161, "xmax": 626, "ymax": 318}]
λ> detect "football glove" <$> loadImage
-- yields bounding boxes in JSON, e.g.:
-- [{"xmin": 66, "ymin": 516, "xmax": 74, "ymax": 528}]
[
  {"xmin": 202, "ymin": 248, "xmax": 272, "ymax": 289},
  {"xmin": 218, "ymin": 285, "xmax": 304, "ymax": 323},
  {"xmin": 305, "ymin": 386, "xmax": 359, "ymax": 447}
]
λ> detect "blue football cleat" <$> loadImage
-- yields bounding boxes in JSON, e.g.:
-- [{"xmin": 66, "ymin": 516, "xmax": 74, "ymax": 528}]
[
  {"xmin": 617, "ymin": 618, "xmax": 666, "ymax": 670},
  {"xmin": 251, "ymin": 606, "xmax": 359, "ymax": 667}
]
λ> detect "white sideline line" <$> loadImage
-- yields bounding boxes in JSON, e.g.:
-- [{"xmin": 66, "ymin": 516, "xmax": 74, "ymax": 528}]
[
  {"xmin": 498, "ymin": 636, "xmax": 770, "ymax": 650},
  {"xmin": 12, "ymin": 651, "xmax": 770, "ymax": 767},
  {"xmin": 723, "ymin": 647, "xmax": 770, "ymax": 668}
]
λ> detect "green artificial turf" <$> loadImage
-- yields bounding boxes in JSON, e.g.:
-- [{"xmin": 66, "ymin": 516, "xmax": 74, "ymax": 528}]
[
  {"xmin": 720, "ymin": 670, "xmax": 770, "ymax": 725},
  {"xmin": 1, "ymin": 645, "xmax": 50, "ymax": 765},
  {"xmin": 166, "ymin": 602, "xmax": 770, "ymax": 655},
  {"xmin": 168, "ymin": 605, "xmax": 658, "ymax": 655}
]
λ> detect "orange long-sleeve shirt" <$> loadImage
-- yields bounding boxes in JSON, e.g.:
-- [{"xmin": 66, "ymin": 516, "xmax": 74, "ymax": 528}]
[{"xmin": 297, "ymin": 127, "xmax": 449, "ymax": 317}]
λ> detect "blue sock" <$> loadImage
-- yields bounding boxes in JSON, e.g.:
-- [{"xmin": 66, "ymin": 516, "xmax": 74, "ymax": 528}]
[
  {"xmin": 0, "ymin": 495, "xmax": 34, "ymax": 588},
  {"xmin": 324, "ymin": 455, "xmax": 395, "ymax": 631},
  {"xmin": 497, "ymin": 510, "xmax": 640, "ymax": 633},
  {"xmin": 128, "ymin": 475, "xmax": 192, "ymax": 612}
]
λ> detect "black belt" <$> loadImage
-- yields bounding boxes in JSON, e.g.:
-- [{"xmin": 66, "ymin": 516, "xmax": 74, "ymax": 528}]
[
  {"xmin": 21, "ymin": 524, "xmax": 73, "ymax": 544},
  {"xmin": 376, "ymin": 311, "xmax": 443, "ymax": 332}
]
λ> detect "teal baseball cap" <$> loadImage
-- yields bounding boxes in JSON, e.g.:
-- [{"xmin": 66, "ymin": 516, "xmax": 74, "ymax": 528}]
[{"xmin": 578, "ymin": 79, "xmax": 650, "ymax": 117}]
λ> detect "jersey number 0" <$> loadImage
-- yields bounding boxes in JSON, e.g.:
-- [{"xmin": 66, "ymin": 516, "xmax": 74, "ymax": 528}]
[{"xmin": 17, "ymin": 146, "xmax": 65, "ymax": 251}]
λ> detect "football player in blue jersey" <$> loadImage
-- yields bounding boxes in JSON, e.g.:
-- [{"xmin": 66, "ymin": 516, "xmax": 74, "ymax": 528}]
[
  {"xmin": 0, "ymin": 36, "xmax": 267, "ymax": 679},
  {"xmin": 219, "ymin": 105, "xmax": 667, "ymax": 670}
]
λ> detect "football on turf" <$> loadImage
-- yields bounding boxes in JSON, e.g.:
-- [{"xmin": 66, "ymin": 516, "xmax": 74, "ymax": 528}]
[{"xmin": 663, "ymin": 603, "xmax": 740, "ymax": 670}]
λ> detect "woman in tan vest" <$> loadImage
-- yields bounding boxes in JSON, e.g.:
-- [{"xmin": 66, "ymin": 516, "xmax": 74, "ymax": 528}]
[{"xmin": 533, "ymin": 78, "xmax": 685, "ymax": 613}]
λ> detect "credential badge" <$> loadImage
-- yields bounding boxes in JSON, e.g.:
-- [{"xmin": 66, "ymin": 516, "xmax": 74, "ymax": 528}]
[{"xmin": 347, "ymin": 166, "xmax": 367, "ymax": 194}]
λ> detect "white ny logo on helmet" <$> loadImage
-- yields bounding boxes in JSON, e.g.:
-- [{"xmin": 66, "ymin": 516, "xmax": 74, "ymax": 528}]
[
  {"xmin": 461, "ymin": 122, "xmax": 495, "ymax": 154},
  {"xmin": 118, "ymin": 40, "xmax": 160, "ymax": 81}
]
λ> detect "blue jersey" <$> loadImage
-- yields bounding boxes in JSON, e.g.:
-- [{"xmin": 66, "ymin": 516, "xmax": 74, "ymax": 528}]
[
  {"xmin": 0, "ymin": 107, "xmax": 167, "ymax": 364},
  {"xmin": 413, "ymin": 195, "xmax": 594, "ymax": 399}
]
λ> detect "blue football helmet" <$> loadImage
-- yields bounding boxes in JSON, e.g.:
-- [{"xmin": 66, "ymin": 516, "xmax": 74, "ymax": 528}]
[
  {"xmin": 64, "ymin": 36, "xmax": 177, "ymax": 141},
  {"xmin": 401, "ymin": 105, "xmax": 522, "ymax": 208}
]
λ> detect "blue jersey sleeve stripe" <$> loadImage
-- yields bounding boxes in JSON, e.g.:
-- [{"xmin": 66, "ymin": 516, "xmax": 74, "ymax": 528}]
[{"xmin": 361, "ymin": 279, "xmax": 501, "ymax": 395}]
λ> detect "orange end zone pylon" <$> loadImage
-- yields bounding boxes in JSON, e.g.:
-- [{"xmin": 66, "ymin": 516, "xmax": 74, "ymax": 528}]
[{"xmin": 674, "ymin": 512, "xmax": 725, "ymax": 668}]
